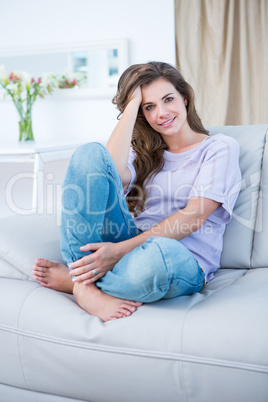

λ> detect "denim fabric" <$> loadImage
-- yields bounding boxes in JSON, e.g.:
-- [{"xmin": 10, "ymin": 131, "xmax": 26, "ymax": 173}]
[{"xmin": 60, "ymin": 142, "xmax": 205, "ymax": 303}]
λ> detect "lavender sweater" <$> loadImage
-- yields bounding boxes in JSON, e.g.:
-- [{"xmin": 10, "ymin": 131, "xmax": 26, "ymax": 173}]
[{"xmin": 127, "ymin": 134, "xmax": 241, "ymax": 282}]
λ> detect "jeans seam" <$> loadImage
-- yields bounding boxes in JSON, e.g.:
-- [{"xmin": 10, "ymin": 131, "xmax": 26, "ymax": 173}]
[
  {"xmin": 62, "ymin": 234, "xmax": 80, "ymax": 267},
  {"xmin": 137, "ymin": 287, "xmax": 170, "ymax": 302},
  {"xmin": 63, "ymin": 145, "xmax": 111, "ymax": 265},
  {"xmin": 170, "ymin": 276, "xmax": 205, "ymax": 288},
  {"xmin": 151, "ymin": 238, "xmax": 205, "ymax": 288},
  {"xmin": 104, "ymin": 147, "xmax": 138, "ymax": 238},
  {"xmin": 152, "ymin": 238, "xmax": 171, "ymax": 280}
]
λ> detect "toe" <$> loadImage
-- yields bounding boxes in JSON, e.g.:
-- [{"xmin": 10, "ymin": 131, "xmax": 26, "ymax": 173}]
[
  {"xmin": 120, "ymin": 304, "xmax": 137, "ymax": 314},
  {"xmin": 39, "ymin": 281, "xmax": 49, "ymax": 288},
  {"xmin": 32, "ymin": 266, "xmax": 46, "ymax": 276},
  {"xmin": 34, "ymin": 258, "xmax": 55, "ymax": 268},
  {"xmin": 116, "ymin": 310, "xmax": 131, "ymax": 319},
  {"xmin": 124, "ymin": 300, "xmax": 142, "ymax": 307},
  {"xmin": 33, "ymin": 273, "xmax": 43, "ymax": 282},
  {"xmin": 34, "ymin": 258, "xmax": 45, "ymax": 267}
]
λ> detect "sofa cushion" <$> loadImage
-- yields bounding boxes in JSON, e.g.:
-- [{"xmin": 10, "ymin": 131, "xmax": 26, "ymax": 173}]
[
  {"xmin": 0, "ymin": 268, "xmax": 267, "ymax": 402},
  {"xmin": 209, "ymin": 124, "xmax": 268, "ymax": 268},
  {"xmin": 0, "ymin": 214, "xmax": 63, "ymax": 281}
]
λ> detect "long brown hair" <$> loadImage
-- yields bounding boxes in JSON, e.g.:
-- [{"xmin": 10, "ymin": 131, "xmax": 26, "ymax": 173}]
[{"xmin": 112, "ymin": 61, "xmax": 209, "ymax": 215}]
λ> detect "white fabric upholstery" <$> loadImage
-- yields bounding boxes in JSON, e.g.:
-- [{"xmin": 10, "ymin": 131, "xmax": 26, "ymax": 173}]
[
  {"xmin": 209, "ymin": 125, "xmax": 268, "ymax": 268},
  {"xmin": 0, "ymin": 269, "xmax": 267, "ymax": 402},
  {"xmin": 252, "ymin": 128, "xmax": 268, "ymax": 267},
  {"xmin": 0, "ymin": 214, "xmax": 63, "ymax": 281},
  {"xmin": 0, "ymin": 125, "xmax": 268, "ymax": 402}
]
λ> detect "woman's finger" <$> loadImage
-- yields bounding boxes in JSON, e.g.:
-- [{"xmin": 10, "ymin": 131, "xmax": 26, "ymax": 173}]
[
  {"xmin": 70, "ymin": 264, "xmax": 94, "ymax": 277},
  {"xmin": 80, "ymin": 243, "xmax": 104, "ymax": 252},
  {"xmin": 83, "ymin": 272, "xmax": 104, "ymax": 285},
  {"xmin": 69, "ymin": 253, "xmax": 95, "ymax": 269},
  {"xmin": 72, "ymin": 270, "xmax": 104, "ymax": 284},
  {"xmin": 69, "ymin": 243, "xmax": 106, "ymax": 269}
]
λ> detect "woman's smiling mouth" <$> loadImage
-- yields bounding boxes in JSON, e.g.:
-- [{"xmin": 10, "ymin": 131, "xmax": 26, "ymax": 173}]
[{"xmin": 159, "ymin": 117, "xmax": 176, "ymax": 127}]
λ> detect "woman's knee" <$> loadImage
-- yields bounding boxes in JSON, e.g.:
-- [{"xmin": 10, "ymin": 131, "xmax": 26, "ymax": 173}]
[
  {"xmin": 131, "ymin": 237, "xmax": 169, "ymax": 282},
  {"xmin": 71, "ymin": 142, "xmax": 108, "ymax": 174},
  {"xmin": 142, "ymin": 237, "xmax": 181, "ymax": 261},
  {"xmin": 144, "ymin": 237, "xmax": 200, "ymax": 279},
  {"xmin": 111, "ymin": 237, "xmax": 167, "ymax": 284}
]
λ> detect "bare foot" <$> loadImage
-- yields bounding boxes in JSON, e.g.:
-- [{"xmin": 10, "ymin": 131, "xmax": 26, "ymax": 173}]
[
  {"xmin": 33, "ymin": 258, "xmax": 73, "ymax": 294},
  {"xmin": 73, "ymin": 282, "xmax": 142, "ymax": 322}
]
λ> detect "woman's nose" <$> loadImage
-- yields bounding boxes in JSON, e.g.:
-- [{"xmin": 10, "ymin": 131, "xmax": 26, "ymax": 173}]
[{"xmin": 157, "ymin": 105, "xmax": 169, "ymax": 118}]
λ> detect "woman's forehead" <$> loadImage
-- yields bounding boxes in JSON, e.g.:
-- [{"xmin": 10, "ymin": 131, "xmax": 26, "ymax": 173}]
[{"xmin": 141, "ymin": 78, "xmax": 178, "ymax": 101}]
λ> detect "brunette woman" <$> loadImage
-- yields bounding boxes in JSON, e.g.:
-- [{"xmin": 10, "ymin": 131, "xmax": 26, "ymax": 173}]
[{"xmin": 33, "ymin": 62, "xmax": 241, "ymax": 321}]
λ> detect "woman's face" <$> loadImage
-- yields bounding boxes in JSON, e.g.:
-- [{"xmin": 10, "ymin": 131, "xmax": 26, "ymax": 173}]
[{"xmin": 141, "ymin": 78, "xmax": 188, "ymax": 137}]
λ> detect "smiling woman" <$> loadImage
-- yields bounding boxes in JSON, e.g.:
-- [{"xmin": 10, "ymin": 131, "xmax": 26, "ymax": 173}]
[
  {"xmin": 111, "ymin": 62, "xmax": 210, "ymax": 215},
  {"xmin": 141, "ymin": 80, "xmax": 189, "ymax": 139},
  {"xmin": 33, "ymin": 61, "xmax": 241, "ymax": 322}
]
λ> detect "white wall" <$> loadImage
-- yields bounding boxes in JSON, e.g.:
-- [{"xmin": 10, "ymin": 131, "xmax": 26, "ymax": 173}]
[{"xmin": 0, "ymin": 0, "xmax": 176, "ymax": 144}]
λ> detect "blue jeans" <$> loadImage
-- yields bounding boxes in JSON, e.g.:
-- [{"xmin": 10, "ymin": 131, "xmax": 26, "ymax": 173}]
[{"xmin": 60, "ymin": 143, "xmax": 205, "ymax": 303}]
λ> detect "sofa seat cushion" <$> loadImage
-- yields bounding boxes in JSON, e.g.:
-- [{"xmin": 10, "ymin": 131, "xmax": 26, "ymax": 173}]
[{"xmin": 0, "ymin": 268, "xmax": 267, "ymax": 402}]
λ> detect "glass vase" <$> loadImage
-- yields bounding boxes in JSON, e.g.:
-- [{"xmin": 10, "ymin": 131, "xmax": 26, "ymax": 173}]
[{"xmin": 19, "ymin": 115, "xmax": 34, "ymax": 141}]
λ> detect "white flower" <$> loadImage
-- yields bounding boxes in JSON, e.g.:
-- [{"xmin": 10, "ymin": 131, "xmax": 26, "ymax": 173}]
[
  {"xmin": 20, "ymin": 71, "xmax": 32, "ymax": 82},
  {"xmin": 13, "ymin": 70, "xmax": 32, "ymax": 89},
  {"xmin": 41, "ymin": 72, "xmax": 56, "ymax": 86},
  {"xmin": 6, "ymin": 83, "xmax": 19, "ymax": 92},
  {"xmin": 21, "ymin": 71, "xmax": 32, "ymax": 89}
]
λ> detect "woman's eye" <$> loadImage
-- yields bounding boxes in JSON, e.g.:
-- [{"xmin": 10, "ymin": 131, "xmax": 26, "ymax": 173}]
[
  {"xmin": 145, "ymin": 105, "xmax": 154, "ymax": 111},
  {"xmin": 165, "ymin": 97, "xmax": 174, "ymax": 102}
]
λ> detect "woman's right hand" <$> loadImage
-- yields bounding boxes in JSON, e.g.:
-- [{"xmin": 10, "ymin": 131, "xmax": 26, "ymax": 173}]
[
  {"xmin": 106, "ymin": 83, "xmax": 142, "ymax": 186},
  {"xmin": 69, "ymin": 242, "xmax": 124, "ymax": 285},
  {"xmin": 129, "ymin": 85, "xmax": 142, "ymax": 106}
]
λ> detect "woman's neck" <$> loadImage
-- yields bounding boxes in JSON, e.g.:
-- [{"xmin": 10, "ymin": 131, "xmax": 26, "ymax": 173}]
[{"xmin": 164, "ymin": 129, "xmax": 208, "ymax": 154}]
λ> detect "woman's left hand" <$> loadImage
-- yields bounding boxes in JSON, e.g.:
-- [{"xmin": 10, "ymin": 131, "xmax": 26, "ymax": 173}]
[{"xmin": 69, "ymin": 242, "xmax": 121, "ymax": 285}]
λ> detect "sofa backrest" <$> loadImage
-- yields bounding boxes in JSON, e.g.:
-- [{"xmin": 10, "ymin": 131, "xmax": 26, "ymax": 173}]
[
  {"xmin": 209, "ymin": 124, "xmax": 268, "ymax": 269},
  {"xmin": 0, "ymin": 125, "xmax": 267, "ymax": 281}
]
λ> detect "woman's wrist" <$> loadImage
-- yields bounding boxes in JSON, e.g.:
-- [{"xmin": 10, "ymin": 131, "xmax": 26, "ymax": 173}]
[
  {"xmin": 115, "ymin": 232, "xmax": 150, "ymax": 260},
  {"xmin": 114, "ymin": 240, "xmax": 133, "ymax": 261},
  {"xmin": 124, "ymin": 96, "xmax": 141, "ymax": 116},
  {"xmin": 127, "ymin": 86, "xmax": 142, "ymax": 108}
]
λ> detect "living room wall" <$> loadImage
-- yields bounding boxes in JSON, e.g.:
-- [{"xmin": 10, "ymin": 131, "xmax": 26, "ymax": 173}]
[{"xmin": 0, "ymin": 0, "xmax": 176, "ymax": 143}]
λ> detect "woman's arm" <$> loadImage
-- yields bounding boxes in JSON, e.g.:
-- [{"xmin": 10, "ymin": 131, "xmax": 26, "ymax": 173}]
[
  {"xmin": 115, "ymin": 197, "xmax": 220, "ymax": 256},
  {"xmin": 106, "ymin": 87, "xmax": 142, "ymax": 188},
  {"xmin": 69, "ymin": 197, "xmax": 220, "ymax": 284}
]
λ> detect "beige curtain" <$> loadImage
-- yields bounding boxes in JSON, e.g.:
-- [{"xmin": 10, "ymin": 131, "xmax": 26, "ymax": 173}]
[{"xmin": 175, "ymin": 0, "xmax": 268, "ymax": 126}]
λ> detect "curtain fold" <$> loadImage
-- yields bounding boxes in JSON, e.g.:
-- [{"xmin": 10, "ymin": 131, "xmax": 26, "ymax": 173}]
[{"xmin": 175, "ymin": 0, "xmax": 268, "ymax": 126}]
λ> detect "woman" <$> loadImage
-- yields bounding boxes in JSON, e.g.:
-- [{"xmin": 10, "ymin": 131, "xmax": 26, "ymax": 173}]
[{"xmin": 33, "ymin": 62, "xmax": 241, "ymax": 322}]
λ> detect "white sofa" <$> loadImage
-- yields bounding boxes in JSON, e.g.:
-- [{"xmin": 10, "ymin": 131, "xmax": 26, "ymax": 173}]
[{"xmin": 0, "ymin": 124, "xmax": 268, "ymax": 402}]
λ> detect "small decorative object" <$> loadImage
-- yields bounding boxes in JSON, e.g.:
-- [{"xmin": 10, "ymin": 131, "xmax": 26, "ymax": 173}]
[
  {"xmin": 56, "ymin": 70, "xmax": 87, "ymax": 89},
  {"xmin": 0, "ymin": 66, "xmax": 56, "ymax": 141}
]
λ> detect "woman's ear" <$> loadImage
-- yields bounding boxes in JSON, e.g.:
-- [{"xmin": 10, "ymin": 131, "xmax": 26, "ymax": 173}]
[{"xmin": 184, "ymin": 98, "xmax": 188, "ymax": 106}]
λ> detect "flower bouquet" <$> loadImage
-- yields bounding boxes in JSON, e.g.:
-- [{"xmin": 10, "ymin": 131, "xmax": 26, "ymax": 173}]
[
  {"xmin": 0, "ymin": 66, "xmax": 56, "ymax": 141},
  {"xmin": 0, "ymin": 67, "xmax": 87, "ymax": 141}
]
